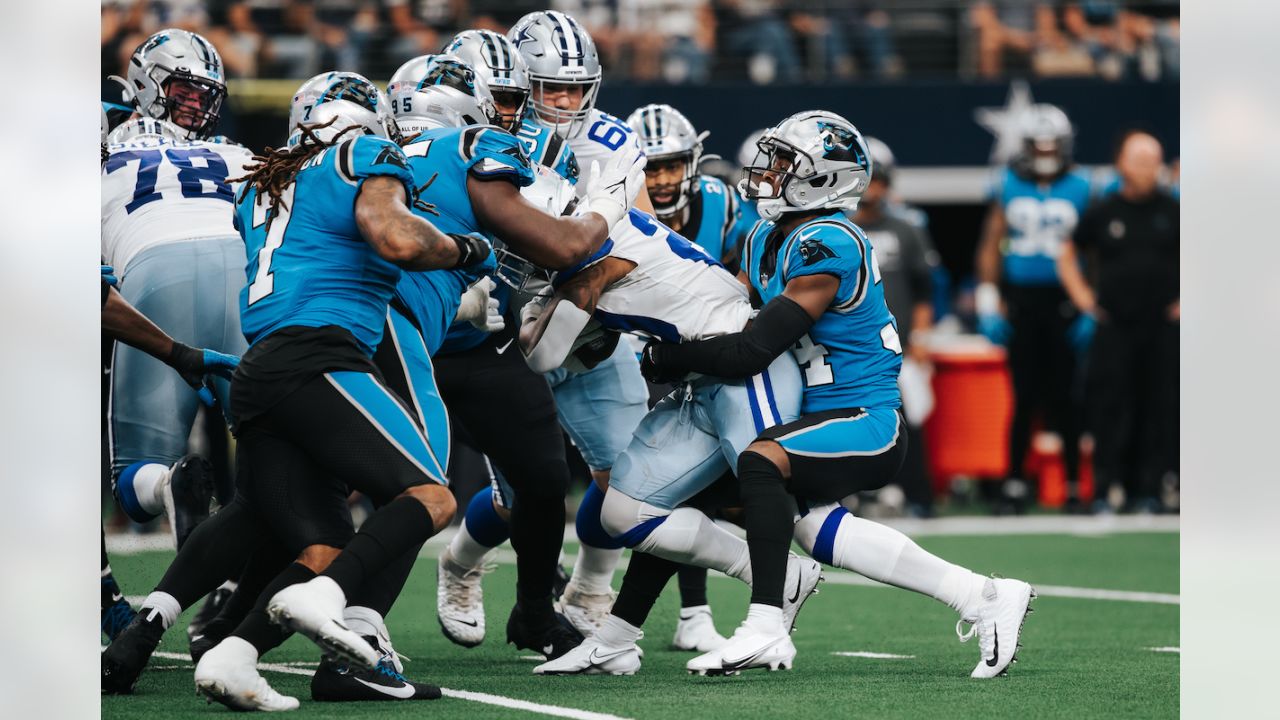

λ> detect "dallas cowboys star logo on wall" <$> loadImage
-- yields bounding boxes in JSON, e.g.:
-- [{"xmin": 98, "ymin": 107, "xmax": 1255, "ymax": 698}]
[{"xmin": 974, "ymin": 80, "xmax": 1037, "ymax": 166}]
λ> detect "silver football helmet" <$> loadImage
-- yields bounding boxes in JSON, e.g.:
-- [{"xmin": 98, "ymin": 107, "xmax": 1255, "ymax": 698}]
[
  {"xmin": 864, "ymin": 136, "xmax": 894, "ymax": 185},
  {"xmin": 124, "ymin": 29, "xmax": 227, "ymax": 140},
  {"xmin": 742, "ymin": 110, "xmax": 872, "ymax": 220},
  {"xmin": 107, "ymin": 117, "xmax": 187, "ymax": 146},
  {"xmin": 387, "ymin": 54, "xmax": 498, "ymax": 136},
  {"xmin": 288, "ymin": 72, "xmax": 400, "ymax": 145},
  {"xmin": 507, "ymin": 11, "xmax": 601, "ymax": 138},
  {"xmin": 1014, "ymin": 103, "xmax": 1073, "ymax": 178},
  {"xmin": 494, "ymin": 163, "xmax": 580, "ymax": 292},
  {"xmin": 625, "ymin": 104, "xmax": 709, "ymax": 216},
  {"xmin": 444, "ymin": 30, "xmax": 531, "ymax": 132}
]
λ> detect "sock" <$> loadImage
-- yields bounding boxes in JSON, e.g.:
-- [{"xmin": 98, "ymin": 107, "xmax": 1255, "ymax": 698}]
[
  {"xmin": 744, "ymin": 603, "xmax": 785, "ymax": 635},
  {"xmin": 342, "ymin": 605, "xmax": 386, "ymax": 638},
  {"xmin": 140, "ymin": 591, "xmax": 181, "ymax": 630},
  {"xmin": 794, "ymin": 504, "xmax": 987, "ymax": 618},
  {"xmin": 594, "ymin": 614, "xmax": 643, "ymax": 647},
  {"xmin": 609, "ymin": 549, "xmax": 681, "ymax": 629},
  {"xmin": 510, "ymin": 491, "xmax": 566, "ymax": 616},
  {"xmin": 347, "ymin": 542, "xmax": 423, "ymax": 617},
  {"xmin": 232, "ymin": 562, "xmax": 315, "ymax": 656},
  {"xmin": 323, "ymin": 496, "xmax": 433, "ymax": 597},
  {"xmin": 449, "ymin": 523, "xmax": 497, "ymax": 570},
  {"xmin": 736, "ymin": 451, "xmax": 794, "ymax": 608},
  {"xmin": 116, "ymin": 462, "xmax": 168, "ymax": 522},
  {"xmin": 677, "ymin": 565, "xmax": 709, "ymax": 608},
  {"xmin": 570, "ymin": 545, "xmax": 622, "ymax": 595},
  {"xmin": 101, "ymin": 528, "xmax": 109, "ymax": 574},
  {"xmin": 155, "ymin": 500, "xmax": 261, "ymax": 607},
  {"xmin": 632, "ymin": 507, "xmax": 752, "ymax": 585}
]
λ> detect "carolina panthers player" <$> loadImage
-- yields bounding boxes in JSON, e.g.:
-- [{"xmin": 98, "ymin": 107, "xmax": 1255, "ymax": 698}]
[
  {"xmin": 498, "ymin": 9, "xmax": 655, "ymax": 638},
  {"xmin": 975, "ymin": 104, "xmax": 1091, "ymax": 512},
  {"xmin": 626, "ymin": 104, "xmax": 754, "ymax": 270},
  {"xmin": 389, "ymin": 53, "xmax": 641, "ymax": 658},
  {"xmin": 103, "ymin": 29, "xmax": 250, "ymax": 558},
  {"xmin": 642, "ymin": 111, "xmax": 1036, "ymax": 678}
]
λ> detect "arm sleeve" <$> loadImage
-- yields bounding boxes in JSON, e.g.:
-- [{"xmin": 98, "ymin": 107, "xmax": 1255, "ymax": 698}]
[
  {"xmin": 650, "ymin": 294, "xmax": 814, "ymax": 380},
  {"xmin": 462, "ymin": 126, "xmax": 536, "ymax": 186}
]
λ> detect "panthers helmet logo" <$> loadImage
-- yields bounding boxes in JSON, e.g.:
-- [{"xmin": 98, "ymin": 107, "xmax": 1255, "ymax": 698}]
[{"xmin": 816, "ymin": 121, "xmax": 865, "ymax": 167}]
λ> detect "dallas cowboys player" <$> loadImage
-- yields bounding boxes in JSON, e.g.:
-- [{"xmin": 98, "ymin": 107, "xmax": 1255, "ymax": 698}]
[
  {"xmin": 975, "ymin": 103, "xmax": 1091, "ymax": 512},
  {"xmin": 103, "ymin": 29, "xmax": 250, "ymax": 553},
  {"xmin": 626, "ymin": 103, "xmax": 755, "ymax": 269},
  {"xmin": 642, "ymin": 111, "xmax": 1036, "ymax": 678}
]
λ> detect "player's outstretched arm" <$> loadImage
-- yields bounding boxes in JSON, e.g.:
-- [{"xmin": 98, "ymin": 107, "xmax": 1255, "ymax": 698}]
[
  {"xmin": 641, "ymin": 273, "xmax": 838, "ymax": 383},
  {"xmin": 518, "ymin": 257, "xmax": 635, "ymax": 373},
  {"xmin": 356, "ymin": 176, "xmax": 490, "ymax": 271},
  {"xmin": 468, "ymin": 175, "xmax": 610, "ymax": 270},
  {"xmin": 975, "ymin": 201, "xmax": 1005, "ymax": 294}
]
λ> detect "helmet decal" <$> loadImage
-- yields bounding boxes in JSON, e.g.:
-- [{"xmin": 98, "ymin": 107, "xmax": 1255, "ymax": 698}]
[{"xmin": 817, "ymin": 121, "xmax": 864, "ymax": 166}]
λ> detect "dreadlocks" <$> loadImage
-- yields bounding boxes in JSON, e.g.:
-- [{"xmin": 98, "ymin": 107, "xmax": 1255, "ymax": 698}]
[{"xmin": 233, "ymin": 118, "xmax": 361, "ymax": 231}]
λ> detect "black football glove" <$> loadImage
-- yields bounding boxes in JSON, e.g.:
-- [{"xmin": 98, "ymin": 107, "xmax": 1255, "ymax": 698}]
[{"xmin": 639, "ymin": 342, "xmax": 686, "ymax": 385}]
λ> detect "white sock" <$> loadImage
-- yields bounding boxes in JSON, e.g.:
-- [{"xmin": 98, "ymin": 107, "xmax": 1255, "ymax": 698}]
[
  {"xmin": 633, "ymin": 507, "xmax": 752, "ymax": 586},
  {"xmin": 680, "ymin": 604, "xmax": 712, "ymax": 620},
  {"xmin": 448, "ymin": 521, "xmax": 496, "ymax": 570},
  {"xmin": 102, "ymin": 565, "xmax": 112, "ymax": 578},
  {"xmin": 342, "ymin": 605, "xmax": 385, "ymax": 639},
  {"xmin": 217, "ymin": 579, "xmax": 238, "ymax": 593},
  {"xmin": 594, "ymin": 614, "xmax": 642, "ymax": 647},
  {"xmin": 794, "ymin": 505, "xmax": 986, "ymax": 618},
  {"xmin": 570, "ymin": 545, "xmax": 622, "ymax": 595},
  {"xmin": 131, "ymin": 463, "xmax": 171, "ymax": 517},
  {"xmin": 141, "ymin": 591, "xmax": 181, "ymax": 629},
  {"xmin": 743, "ymin": 603, "xmax": 784, "ymax": 635}
]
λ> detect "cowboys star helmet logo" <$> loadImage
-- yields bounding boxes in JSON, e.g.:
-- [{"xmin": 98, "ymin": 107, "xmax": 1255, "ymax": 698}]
[
  {"xmin": 816, "ymin": 121, "xmax": 864, "ymax": 166},
  {"xmin": 798, "ymin": 237, "xmax": 837, "ymax": 266}
]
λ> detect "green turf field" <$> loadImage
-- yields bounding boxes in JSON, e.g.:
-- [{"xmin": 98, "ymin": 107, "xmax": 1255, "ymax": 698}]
[{"xmin": 103, "ymin": 531, "xmax": 1178, "ymax": 719}]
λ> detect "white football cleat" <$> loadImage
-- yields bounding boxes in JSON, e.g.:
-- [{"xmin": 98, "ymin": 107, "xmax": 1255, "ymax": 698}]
[
  {"xmin": 532, "ymin": 636, "xmax": 642, "ymax": 676},
  {"xmin": 687, "ymin": 622, "xmax": 796, "ymax": 676},
  {"xmin": 671, "ymin": 605, "xmax": 727, "ymax": 652},
  {"xmin": 436, "ymin": 550, "xmax": 492, "ymax": 648},
  {"xmin": 957, "ymin": 577, "xmax": 1036, "ymax": 679},
  {"xmin": 781, "ymin": 554, "xmax": 823, "ymax": 632},
  {"xmin": 267, "ymin": 576, "xmax": 378, "ymax": 670},
  {"xmin": 556, "ymin": 581, "xmax": 616, "ymax": 638},
  {"xmin": 194, "ymin": 636, "xmax": 300, "ymax": 712}
]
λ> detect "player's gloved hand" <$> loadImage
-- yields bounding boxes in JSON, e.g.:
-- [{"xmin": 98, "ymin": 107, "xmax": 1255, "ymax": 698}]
[
  {"xmin": 976, "ymin": 313, "xmax": 1011, "ymax": 346},
  {"xmin": 456, "ymin": 277, "xmax": 505, "ymax": 333},
  {"xmin": 167, "ymin": 342, "xmax": 240, "ymax": 407},
  {"xmin": 1067, "ymin": 313, "xmax": 1096, "ymax": 354},
  {"xmin": 101, "ymin": 265, "xmax": 118, "ymax": 287},
  {"xmin": 639, "ymin": 341, "xmax": 685, "ymax": 385},
  {"xmin": 519, "ymin": 285, "xmax": 554, "ymax": 329},
  {"xmin": 449, "ymin": 233, "xmax": 493, "ymax": 270},
  {"xmin": 579, "ymin": 151, "xmax": 646, "ymax": 229}
]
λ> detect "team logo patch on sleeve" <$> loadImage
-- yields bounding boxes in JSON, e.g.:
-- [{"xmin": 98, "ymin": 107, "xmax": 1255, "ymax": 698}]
[
  {"xmin": 798, "ymin": 237, "xmax": 838, "ymax": 266},
  {"xmin": 374, "ymin": 145, "xmax": 410, "ymax": 170}
]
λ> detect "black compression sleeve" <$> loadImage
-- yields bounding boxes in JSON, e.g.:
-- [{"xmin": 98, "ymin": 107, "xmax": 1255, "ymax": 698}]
[{"xmin": 654, "ymin": 295, "xmax": 815, "ymax": 379}]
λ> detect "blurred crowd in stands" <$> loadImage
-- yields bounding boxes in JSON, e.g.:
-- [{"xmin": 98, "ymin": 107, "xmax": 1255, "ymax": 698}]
[{"xmin": 102, "ymin": 1, "xmax": 1180, "ymax": 83}]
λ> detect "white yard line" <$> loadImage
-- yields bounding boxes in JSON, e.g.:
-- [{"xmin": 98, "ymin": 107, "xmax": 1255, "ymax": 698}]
[
  {"xmin": 152, "ymin": 652, "xmax": 632, "ymax": 720},
  {"xmin": 831, "ymin": 651, "xmax": 916, "ymax": 659},
  {"xmin": 1146, "ymin": 646, "xmax": 1180, "ymax": 653},
  {"xmin": 813, "ymin": 571, "xmax": 1181, "ymax": 605}
]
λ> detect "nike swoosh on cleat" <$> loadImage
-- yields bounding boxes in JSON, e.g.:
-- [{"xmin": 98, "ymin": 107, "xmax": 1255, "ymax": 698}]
[
  {"xmin": 353, "ymin": 677, "xmax": 416, "ymax": 699},
  {"xmin": 455, "ymin": 619, "xmax": 479, "ymax": 627},
  {"xmin": 986, "ymin": 627, "xmax": 1000, "ymax": 667},
  {"xmin": 787, "ymin": 574, "xmax": 802, "ymax": 604},
  {"xmin": 495, "ymin": 339, "xmax": 514, "ymax": 354},
  {"xmin": 543, "ymin": 644, "xmax": 556, "ymax": 656},
  {"xmin": 588, "ymin": 648, "xmax": 629, "ymax": 664}
]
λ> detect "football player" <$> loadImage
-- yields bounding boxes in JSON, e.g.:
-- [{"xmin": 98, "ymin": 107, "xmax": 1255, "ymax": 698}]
[
  {"xmin": 975, "ymin": 104, "xmax": 1092, "ymax": 512},
  {"xmin": 641, "ymin": 111, "xmax": 1036, "ymax": 678}
]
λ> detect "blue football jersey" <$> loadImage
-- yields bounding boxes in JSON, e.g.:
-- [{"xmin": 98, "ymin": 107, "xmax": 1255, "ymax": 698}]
[
  {"xmin": 991, "ymin": 167, "xmax": 1092, "ymax": 286},
  {"xmin": 685, "ymin": 175, "xmax": 742, "ymax": 264},
  {"xmin": 237, "ymin": 135, "xmax": 415, "ymax": 355},
  {"xmin": 744, "ymin": 211, "xmax": 902, "ymax": 413},
  {"xmin": 396, "ymin": 125, "xmax": 535, "ymax": 355},
  {"xmin": 515, "ymin": 118, "xmax": 580, "ymax": 185}
]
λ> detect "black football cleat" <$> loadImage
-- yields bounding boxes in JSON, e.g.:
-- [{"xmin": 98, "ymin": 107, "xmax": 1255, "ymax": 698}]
[
  {"xmin": 101, "ymin": 608, "xmax": 165, "ymax": 694},
  {"xmin": 168, "ymin": 454, "xmax": 214, "ymax": 549},
  {"xmin": 506, "ymin": 602, "xmax": 584, "ymax": 661},
  {"xmin": 310, "ymin": 637, "xmax": 442, "ymax": 702},
  {"xmin": 101, "ymin": 576, "xmax": 136, "ymax": 642},
  {"xmin": 187, "ymin": 583, "xmax": 234, "ymax": 640},
  {"xmin": 553, "ymin": 562, "xmax": 571, "ymax": 601}
]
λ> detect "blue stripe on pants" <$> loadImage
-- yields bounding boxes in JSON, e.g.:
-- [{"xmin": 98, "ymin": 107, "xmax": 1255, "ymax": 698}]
[
  {"xmin": 325, "ymin": 371, "xmax": 447, "ymax": 485},
  {"xmin": 387, "ymin": 308, "xmax": 451, "ymax": 471}
]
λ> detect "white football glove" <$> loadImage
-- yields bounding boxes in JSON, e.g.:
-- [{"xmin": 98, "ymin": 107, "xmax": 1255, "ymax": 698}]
[
  {"xmin": 578, "ymin": 150, "xmax": 646, "ymax": 229},
  {"xmin": 456, "ymin": 277, "xmax": 504, "ymax": 333}
]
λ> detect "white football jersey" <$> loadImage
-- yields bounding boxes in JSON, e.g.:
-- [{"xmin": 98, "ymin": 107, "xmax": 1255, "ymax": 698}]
[
  {"xmin": 102, "ymin": 135, "xmax": 253, "ymax": 272},
  {"xmin": 565, "ymin": 108, "xmax": 646, "ymax": 204},
  {"xmin": 590, "ymin": 210, "xmax": 752, "ymax": 343}
]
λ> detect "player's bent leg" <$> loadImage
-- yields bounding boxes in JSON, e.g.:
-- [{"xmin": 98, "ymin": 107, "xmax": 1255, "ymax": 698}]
[
  {"xmin": 437, "ymin": 484, "xmax": 507, "ymax": 647},
  {"xmin": 561, "ymin": 479, "xmax": 624, "ymax": 636}
]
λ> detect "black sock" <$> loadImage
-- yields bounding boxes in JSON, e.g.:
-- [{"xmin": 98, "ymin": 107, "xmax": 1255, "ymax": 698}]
[
  {"xmin": 509, "ymin": 493, "xmax": 566, "ymax": 622},
  {"xmin": 677, "ymin": 564, "xmax": 709, "ymax": 608},
  {"xmin": 322, "ymin": 496, "xmax": 433, "ymax": 597},
  {"xmin": 610, "ymin": 551, "xmax": 681, "ymax": 628},
  {"xmin": 231, "ymin": 562, "xmax": 316, "ymax": 656},
  {"xmin": 346, "ymin": 542, "xmax": 423, "ymax": 617},
  {"xmin": 101, "ymin": 528, "xmax": 122, "ymax": 612},
  {"xmin": 737, "ymin": 451, "xmax": 793, "ymax": 608},
  {"xmin": 155, "ymin": 499, "xmax": 258, "ymax": 607},
  {"xmin": 208, "ymin": 541, "xmax": 295, "ymax": 637}
]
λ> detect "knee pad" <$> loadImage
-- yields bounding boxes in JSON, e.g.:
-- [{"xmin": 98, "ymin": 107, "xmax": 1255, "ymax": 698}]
[
  {"xmin": 463, "ymin": 486, "xmax": 510, "ymax": 548},
  {"xmin": 600, "ymin": 490, "xmax": 670, "ymax": 548},
  {"xmin": 793, "ymin": 502, "xmax": 845, "ymax": 564},
  {"xmin": 115, "ymin": 461, "xmax": 162, "ymax": 523},
  {"xmin": 575, "ymin": 482, "xmax": 626, "ymax": 550}
]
